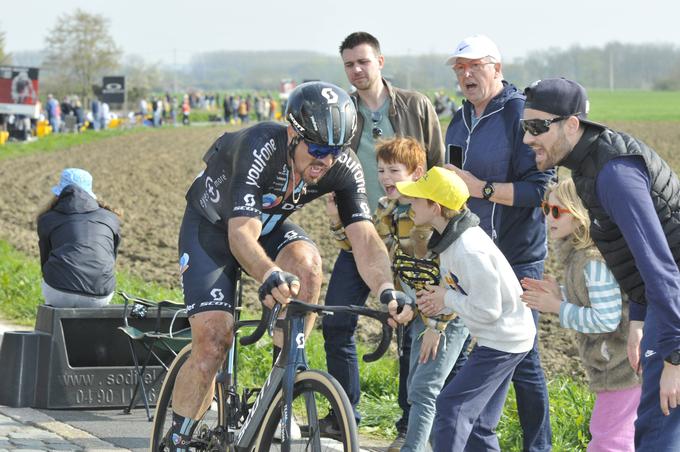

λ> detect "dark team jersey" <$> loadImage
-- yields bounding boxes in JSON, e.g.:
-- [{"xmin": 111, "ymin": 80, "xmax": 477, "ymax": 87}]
[{"xmin": 186, "ymin": 122, "xmax": 372, "ymax": 235}]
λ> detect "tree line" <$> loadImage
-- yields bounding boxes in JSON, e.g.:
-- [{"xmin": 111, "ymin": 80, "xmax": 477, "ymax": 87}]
[{"xmin": 186, "ymin": 44, "xmax": 680, "ymax": 93}]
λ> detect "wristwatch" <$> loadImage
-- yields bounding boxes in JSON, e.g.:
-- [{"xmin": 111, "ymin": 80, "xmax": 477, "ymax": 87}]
[
  {"xmin": 482, "ymin": 181, "xmax": 495, "ymax": 200},
  {"xmin": 665, "ymin": 349, "xmax": 680, "ymax": 365}
]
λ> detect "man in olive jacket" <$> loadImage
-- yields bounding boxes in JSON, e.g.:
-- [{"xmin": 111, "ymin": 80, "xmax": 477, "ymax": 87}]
[{"xmin": 321, "ymin": 31, "xmax": 445, "ymax": 451}]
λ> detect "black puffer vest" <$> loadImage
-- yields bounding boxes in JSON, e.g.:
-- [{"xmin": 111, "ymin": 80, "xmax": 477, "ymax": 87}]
[{"xmin": 561, "ymin": 126, "xmax": 680, "ymax": 305}]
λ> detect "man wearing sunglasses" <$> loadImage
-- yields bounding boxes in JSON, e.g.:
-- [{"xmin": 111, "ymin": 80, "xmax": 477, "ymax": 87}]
[
  {"xmin": 522, "ymin": 77, "xmax": 680, "ymax": 451},
  {"xmin": 164, "ymin": 81, "xmax": 413, "ymax": 450},
  {"xmin": 444, "ymin": 34, "xmax": 554, "ymax": 452},
  {"xmin": 321, "ymin": 31, "xmax": 445, "ymax": 450}
]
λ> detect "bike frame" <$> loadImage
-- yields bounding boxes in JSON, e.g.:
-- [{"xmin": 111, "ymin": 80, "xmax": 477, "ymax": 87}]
[{"xmin": 232, "ymin": 307, "xmax": 309, "ymax": 452}]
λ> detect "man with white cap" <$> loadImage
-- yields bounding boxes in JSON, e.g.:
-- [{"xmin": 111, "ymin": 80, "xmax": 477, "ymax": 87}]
[{"xmin": 442, "ymin": 35, "xmax": 554, "ymax": 451}]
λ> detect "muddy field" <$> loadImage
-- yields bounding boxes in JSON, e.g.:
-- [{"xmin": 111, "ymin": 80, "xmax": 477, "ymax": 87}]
[{"xmin": 2, "ymin": 121, "xmax": 678, "ymax": 381}]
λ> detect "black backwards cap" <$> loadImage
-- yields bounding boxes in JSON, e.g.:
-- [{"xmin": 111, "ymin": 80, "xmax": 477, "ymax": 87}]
[{"xmin": 524, "ymin": 78, "xmax": 604, "ymax": 129}]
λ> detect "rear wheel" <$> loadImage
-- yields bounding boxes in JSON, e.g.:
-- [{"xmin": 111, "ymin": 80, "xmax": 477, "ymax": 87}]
[
  {"xmin": 256, "ymin": 370, "xmax": 358, "ymax": 452},
  {"xmin": 150, "ymin": 344, "xmax": 227, "ymax": 451}
]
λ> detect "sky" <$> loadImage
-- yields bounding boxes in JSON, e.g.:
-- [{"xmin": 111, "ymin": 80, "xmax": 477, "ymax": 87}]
[{"xmin": 3, "ymin": 0, "xmax": 679, "ymax": 66}]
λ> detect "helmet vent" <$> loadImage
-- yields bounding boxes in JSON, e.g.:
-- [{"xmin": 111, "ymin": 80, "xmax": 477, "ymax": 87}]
[{"xmin": 329, "ymin": 106, "xmax": 342, "ymax": 146}]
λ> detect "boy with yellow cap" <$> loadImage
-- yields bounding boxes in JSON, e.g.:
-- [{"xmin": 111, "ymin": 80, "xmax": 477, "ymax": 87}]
[{"xmin": 396, "ymin": 167, "xmax": 536, "ymax": 451}]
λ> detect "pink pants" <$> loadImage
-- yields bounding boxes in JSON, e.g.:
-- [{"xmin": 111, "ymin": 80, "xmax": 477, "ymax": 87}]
[{"xmin": 587, "ymin": 385, "xmax": 641, "ymax": 452}]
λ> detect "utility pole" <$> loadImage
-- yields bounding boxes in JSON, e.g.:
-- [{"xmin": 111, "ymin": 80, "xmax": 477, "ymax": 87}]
[
  {"xmin": 406, "ymin": 48, "xmax": 412, "ymax": 90},
  {"xmin": 609, "ymin": 49, "xmax": 614, "ymax": 91},
  {"xmin": 173, "ymin": 48, "xmax": 178, "ymax": 96}
]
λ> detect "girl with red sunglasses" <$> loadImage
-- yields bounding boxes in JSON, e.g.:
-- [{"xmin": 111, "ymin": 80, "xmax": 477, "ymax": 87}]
[{"xmin": 521, "ymin": 178, "xmax": 640, "ymax": 452}]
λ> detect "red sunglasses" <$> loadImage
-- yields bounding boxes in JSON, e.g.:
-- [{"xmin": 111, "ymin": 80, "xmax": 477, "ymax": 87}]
[{"xmin": 541, "ymin": 201, "xmax": 571, "ymax": 219}]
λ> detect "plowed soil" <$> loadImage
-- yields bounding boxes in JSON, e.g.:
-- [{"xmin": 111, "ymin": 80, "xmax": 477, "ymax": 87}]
[{"xmin": 2, "ymin": 121, "xmax": 677, "ymax": 381}]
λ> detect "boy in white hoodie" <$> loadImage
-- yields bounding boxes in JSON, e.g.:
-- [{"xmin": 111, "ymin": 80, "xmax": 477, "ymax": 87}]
[{"xmin": 396, "ymin": 166, "xmax": 536, "ymax": 451}]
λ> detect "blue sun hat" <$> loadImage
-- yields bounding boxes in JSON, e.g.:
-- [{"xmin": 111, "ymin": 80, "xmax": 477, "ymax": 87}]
[{"xmin": 52, "ymin": 168, "xmax": 97, "ymax": 199}]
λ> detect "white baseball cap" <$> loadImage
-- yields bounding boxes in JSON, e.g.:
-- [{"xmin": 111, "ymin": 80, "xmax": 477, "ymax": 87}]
[{"xmin": 445, "ymin": 35, "xmax": 502, "ymax": 65}]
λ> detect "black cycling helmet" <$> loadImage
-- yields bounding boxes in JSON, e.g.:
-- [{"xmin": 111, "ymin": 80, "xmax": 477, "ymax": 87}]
[{"xmin": 285, "ymin": 81, "xmax": 357, "ymax": 147}]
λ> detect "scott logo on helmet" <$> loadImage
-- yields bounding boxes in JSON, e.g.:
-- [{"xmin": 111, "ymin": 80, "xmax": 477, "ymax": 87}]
[
  {"xmin": 288, "ymin": 113, "xmax": 305, "ymax": 133},
  {"xmin": 321, "ymin": 87, "xmax": 338, "ymax": 104}
]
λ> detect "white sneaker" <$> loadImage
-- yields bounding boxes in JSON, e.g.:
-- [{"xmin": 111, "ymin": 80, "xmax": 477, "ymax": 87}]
[{"xmin": 274, "ymin": 417, "xmax": 302, "ymax": 441}]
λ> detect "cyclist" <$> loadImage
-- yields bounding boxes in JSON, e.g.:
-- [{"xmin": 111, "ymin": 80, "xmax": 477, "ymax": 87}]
[{"xmin": 166, "ymin": 81, "xmax": 413, "ymax": 450}]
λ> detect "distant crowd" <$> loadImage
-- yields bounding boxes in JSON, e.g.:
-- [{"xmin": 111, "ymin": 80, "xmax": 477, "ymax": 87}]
[{"xmin": 0, "ymin": 90, "xmax": 287, "ymax": 143}]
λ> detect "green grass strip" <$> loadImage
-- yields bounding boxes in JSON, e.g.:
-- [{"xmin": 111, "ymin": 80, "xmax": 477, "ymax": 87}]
[
  {"xmin": 0, "ymin": 239, "xmax": 180, "ymax": 325},
  {"xmin": 0, "ymin": 127, "xmax": 150, "ymax": 161},
  {"xmin": 0, "ymin": 239, "xmax": 593, "ymax": 447},
  {"xmin": 438, "ymin": 90, "xmax": 680, "ymax": 126},
  {"xmin": 588, "ymin": 90, "xmax": 680, "ymax": 121}
]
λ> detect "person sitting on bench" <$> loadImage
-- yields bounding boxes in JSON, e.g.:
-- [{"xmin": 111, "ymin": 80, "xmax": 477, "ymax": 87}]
[{"xmin": 37, "ymin": 168, "xmax": 122, "ymax": 307}]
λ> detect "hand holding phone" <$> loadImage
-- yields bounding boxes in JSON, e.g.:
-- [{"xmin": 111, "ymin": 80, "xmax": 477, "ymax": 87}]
[{"xmin": 446, "ymin": 144, "xmax": 463, "ymax": 168}]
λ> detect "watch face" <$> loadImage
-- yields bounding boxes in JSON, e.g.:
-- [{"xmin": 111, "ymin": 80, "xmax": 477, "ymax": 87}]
[
  {"xmin": 483, "ymin": 183, "xmax": 494, "ymax": 199},
  {"xmin": 671, "ymin": 351, "xmax": 680, "ymax": 365},
  {"xmin": 666, "ymin": 350, "xmax": 680, "ymax": 365}
]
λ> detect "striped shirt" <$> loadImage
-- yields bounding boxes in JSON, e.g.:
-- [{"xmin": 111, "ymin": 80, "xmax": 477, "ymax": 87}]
[{"xmin": 560, "ymin": 259, "xmax": 622, "ymax": 333}]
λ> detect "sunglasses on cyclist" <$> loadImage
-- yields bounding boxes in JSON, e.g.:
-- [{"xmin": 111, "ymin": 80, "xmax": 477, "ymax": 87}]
[
  {"xmin": 306, "ymin": 141, "xmax": 343, "ymax": 159},
  {"xmin": 541, "ymin": 201, "xmax": 572, "ymax": 219},
  {"xmin": 520, "ymin": 115, "xmax": 573, "ymax": 136}
]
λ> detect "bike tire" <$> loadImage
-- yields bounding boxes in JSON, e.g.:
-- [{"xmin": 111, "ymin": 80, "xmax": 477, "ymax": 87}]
[
  {"xmin": 256, "ymin": 370, "xmax": 359, "ymax": 452},
  {"xmin": 149, "ymin": 344, "xmax": 227, "ymax": 451}
]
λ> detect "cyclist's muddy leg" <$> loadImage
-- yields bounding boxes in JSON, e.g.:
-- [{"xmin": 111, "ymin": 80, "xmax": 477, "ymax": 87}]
[{"xmin": 167, "ymin": 311, "xmax": 234, "ymax": 443}]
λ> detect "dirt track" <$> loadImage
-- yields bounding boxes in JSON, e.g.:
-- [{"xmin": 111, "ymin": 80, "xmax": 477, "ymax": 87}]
[{"xmin": 3, "ymin": 121, "xmax": 676, "ymax": 380}]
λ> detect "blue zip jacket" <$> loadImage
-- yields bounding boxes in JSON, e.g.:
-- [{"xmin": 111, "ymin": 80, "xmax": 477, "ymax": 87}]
[{"xmin": 445, "ymin": 81, "xmax": 553, "ymax": 267}]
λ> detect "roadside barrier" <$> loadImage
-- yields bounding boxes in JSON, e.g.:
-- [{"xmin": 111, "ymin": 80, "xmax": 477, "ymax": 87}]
[{"xmin": 0, "ymin": 305, "xmax": 188, "ymax": 409}]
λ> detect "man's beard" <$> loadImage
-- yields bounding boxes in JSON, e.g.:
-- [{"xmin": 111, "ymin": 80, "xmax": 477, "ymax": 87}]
[
  {"xmin": 550, "ymin": 129, "xmax": 573, "ymax": 168},
  {"xmin": 536, "ymin": 128, "xmax": 572, "ymax": 170}
]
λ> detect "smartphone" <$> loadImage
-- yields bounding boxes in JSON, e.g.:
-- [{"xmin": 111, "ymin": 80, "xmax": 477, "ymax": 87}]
[{"xmin": 446, "ymin": 144, "xmax": 464, "ymax": 168}]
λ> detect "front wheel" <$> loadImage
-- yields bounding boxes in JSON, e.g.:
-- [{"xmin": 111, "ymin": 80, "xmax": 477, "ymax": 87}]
[
  {"xmin": 150, "ymin": 344, "xmax": 227, "ymax": 451},
  {"xmin": 256, "ymin": 370, "xmax": 358, "ymax": 452}
]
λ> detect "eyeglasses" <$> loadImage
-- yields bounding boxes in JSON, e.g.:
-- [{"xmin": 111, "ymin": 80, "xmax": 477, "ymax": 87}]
[
  {"xmin": 520, "ymin": 115, "xmax": 573, "ymax": 136},
  {"xmin": 306, "ymin": 141, "xmax": 343, "ymax": 159},
  {"xmin": 452, "ymin": 61, "xmax": 495, "ymax": 76},
  {"xmin": 371, "ymin": 111, "xmax": 383, "ymax": 139},
  {"xmin": 541, "ymin": 201, "xmax": 572, "ymax": 219}
]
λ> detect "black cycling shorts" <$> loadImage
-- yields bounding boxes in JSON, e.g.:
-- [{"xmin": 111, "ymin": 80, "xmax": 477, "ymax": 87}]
[{"xmin": 178, "ymin": 205, "xmax": 315, "ymax": 316}]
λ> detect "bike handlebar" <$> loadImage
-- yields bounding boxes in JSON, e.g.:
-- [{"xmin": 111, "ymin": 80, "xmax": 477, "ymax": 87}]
[
  {"xmin": 238, "ymin": 299, "xmax": 397, "ymax": 363},
  {"xmin": 238, "ymin": 303, "xmax": 276, "ymax": 346}
]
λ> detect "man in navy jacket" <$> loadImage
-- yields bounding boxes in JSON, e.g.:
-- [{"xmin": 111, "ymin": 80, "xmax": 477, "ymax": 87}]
[{"xmin": 444, "ymin": 35, "xmax": 554, "ymax": 451}]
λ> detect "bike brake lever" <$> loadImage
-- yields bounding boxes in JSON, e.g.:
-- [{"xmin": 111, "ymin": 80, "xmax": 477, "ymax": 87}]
[
  {"xmin": 396, "ymin": 324, "xmax": 404, "ymax": 358},
  {"xmin": 268, "ymin": 303, "xmax": 282, "ymax": 337}
]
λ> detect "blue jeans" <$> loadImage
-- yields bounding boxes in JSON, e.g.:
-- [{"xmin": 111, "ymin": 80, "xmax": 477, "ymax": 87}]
[
  {"xmin": 322, "ymin": 250, "xmax": 412, "ymax": 424},
  {"xmin": 511, "ymin": 262, "xmax": 552, "ymax": 452},
  {"xmin": 49, "ymin": 116, "xmax": 60, "ymax": 133},
  {"xmin": 401, "ymin": 316, "xmax": 469, "ymax": 452},
  {"xmin": 432, "ymin": 345, "xmax": 528, "ymax": 451},
  {"xmin": 635, "ymin": 305, "xmax": 680, "ymax": 451}
]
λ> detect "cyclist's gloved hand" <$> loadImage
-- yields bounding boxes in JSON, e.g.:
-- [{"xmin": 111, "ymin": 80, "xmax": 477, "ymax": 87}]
[
  {"xmin": 380, "ymin": 288, "xmax": 414, "ymax": 326},
  {"xmin": 258, "ymin": 269, "xmax": 300, "ymax": 308}
]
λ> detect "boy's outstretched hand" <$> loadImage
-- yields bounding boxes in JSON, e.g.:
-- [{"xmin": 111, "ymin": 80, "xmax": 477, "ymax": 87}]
[
  {"xmin": 520, "ymin": 275, "xmax": 562, "ymax": 314},
  {"xmin": 419, "ymin": 328, "xmax": 442, "ymax": 364}
]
